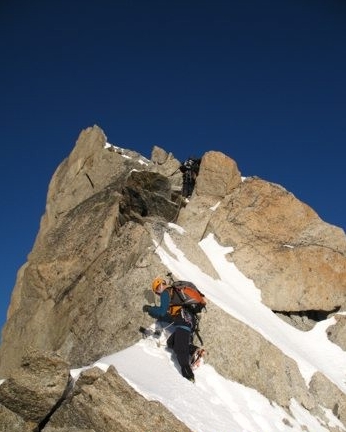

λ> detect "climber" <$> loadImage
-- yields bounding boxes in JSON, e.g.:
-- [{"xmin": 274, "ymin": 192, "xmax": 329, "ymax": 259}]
[
  {"xmin": 179, "ymin": 157, "xmax": 201, "ymax": 198},
  {"xmin": 142, "ymin": 277, "xmax": 202, "ymax": 383}
]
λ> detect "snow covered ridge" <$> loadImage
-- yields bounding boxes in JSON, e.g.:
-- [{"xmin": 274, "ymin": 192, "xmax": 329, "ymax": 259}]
[
  {"xmin": 104, "ymin": 141, "xmax": 150, "ymax": 165},
  {"xmin": 67, "ymin": 231, "xmax": 346, "ymax": 432},
  {"xmin": 70, "ymin": 335, "xmax": 345, "ymax": 432}
]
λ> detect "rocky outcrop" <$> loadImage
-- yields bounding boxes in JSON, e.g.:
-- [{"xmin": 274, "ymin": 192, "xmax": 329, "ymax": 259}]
[
  {"xmin": 0, "ymin": 125, "xmax": 345, "ymax": 430},
  {"xmin": 45, "ymin": 366, "xmax": 190, "ymax": 432},
  {"xmin": 0, "ymin": 350, "xmax": 70, "ymax": 430},
  {"xmin": 180, "ymin": 171, "xmax": 346, "ymax": 315},
  {"xmin": 327, "ymin": 314, "xmax": 346, "ymax": 350},
  {"xmin": 210, "ymin": 177, "xmax": 345, "ymax": 313},
  {"xmin": 1, "ymin": 127, "xmax": 181, "ymax": 375},
  {"xmin": 0, "ymin": 350, "xmax": 190, "ymax": 432}
]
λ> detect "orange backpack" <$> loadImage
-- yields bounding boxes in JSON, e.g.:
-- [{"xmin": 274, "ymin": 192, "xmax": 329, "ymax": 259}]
[{"xmin": 169, "ymin": 280, "xmax": 207, "ymax": 315}]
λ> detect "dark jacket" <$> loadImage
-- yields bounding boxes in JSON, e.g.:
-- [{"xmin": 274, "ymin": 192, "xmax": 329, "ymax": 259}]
[{"xmin": 179, "ymin": 158, "xmax": 200, "ymax": 175}]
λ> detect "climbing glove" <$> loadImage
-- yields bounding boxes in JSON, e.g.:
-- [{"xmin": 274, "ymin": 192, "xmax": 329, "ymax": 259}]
[{"xmin": 142, "ymin": 304, "xmax": 151, "ymax": 313}]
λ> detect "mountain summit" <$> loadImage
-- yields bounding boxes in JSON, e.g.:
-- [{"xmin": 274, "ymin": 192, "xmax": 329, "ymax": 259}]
[{"xmin": 0, "ymin": 125, "xmax": 345, "ymax": 431}]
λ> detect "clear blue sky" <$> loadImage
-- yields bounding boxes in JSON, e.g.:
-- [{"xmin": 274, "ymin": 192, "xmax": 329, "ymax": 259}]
[{"xmin": 1, "ymin": 0, "xmax": 345, "ymax": 334}]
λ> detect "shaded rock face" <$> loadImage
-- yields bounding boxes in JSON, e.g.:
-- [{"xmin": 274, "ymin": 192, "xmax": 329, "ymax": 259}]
[
  {"xmin": 0, "ymin": 125, "xmax": 345, "ymax": 430},
  {"xmin": 120, "ymin": 170, "xmax": 179, "ymax": 224}
]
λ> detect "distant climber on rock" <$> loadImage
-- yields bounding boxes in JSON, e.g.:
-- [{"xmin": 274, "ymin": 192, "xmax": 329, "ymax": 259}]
[{"xmin": 179, "ymin": 157, "xmax": 201, "ymax": 199}]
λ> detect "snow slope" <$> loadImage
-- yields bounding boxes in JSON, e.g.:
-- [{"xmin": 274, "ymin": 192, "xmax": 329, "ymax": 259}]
[{"xmin": 72, "ymin": 227, "xmax": 346, "ymax": 432}]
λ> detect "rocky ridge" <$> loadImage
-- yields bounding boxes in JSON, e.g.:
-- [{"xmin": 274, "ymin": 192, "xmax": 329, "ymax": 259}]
[{"xmin": 0, "ymin": 125, "xmax": 345, "ymax": 431}]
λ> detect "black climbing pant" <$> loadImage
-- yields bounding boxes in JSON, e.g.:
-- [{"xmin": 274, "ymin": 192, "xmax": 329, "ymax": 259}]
[{"xmin": 167, "ymin": 327, "xmax": 199, "ymax": 381}]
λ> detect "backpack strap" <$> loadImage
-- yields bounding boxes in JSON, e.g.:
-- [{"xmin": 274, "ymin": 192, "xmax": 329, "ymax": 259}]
[
  {"xmin": 169, "ymin": 305, "xmax": 182, "ymax": 316},
  {"xmin": 194, "ymin": 314, "xmax": 204, "ymax": 345},
  {"xmin": 167, "ymin": 287, "xmax": 181, "ymax": 316}
]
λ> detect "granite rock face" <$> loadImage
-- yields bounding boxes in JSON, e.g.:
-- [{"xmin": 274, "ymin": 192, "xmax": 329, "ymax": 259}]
[
  {"xmin": 0, "ymin": 125, "xmax": 345, "ymax": 430},
  {"xmin": 0, "ymin": 350, "xmax": 70, "ymax": 430},
  {"xmin": 0, "ymin": 351, "xmax": 190, "ymax": 432}
]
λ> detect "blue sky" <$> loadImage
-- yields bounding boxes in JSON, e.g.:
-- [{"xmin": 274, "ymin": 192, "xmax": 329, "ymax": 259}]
[{"xmin": 1, "ymin": 0, "xmax": 345, "ymax": 333}]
